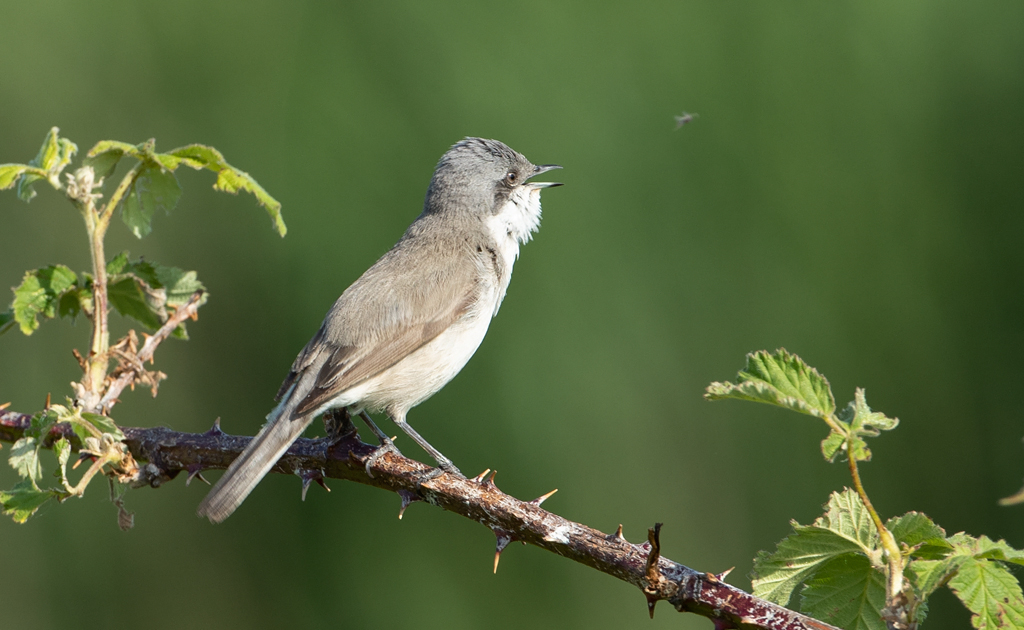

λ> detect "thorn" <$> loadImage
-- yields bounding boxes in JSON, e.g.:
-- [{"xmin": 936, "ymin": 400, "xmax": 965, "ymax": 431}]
[
  {"xmin": 44, "ymin": 393, "xmax": 51, "ymax": 410},
  {"xmin": 71, "ymin": 348, "xmax": 87, "ymax": 369},
  {"xmin": 316, "ymin": 478, "xmax": 330, "ymax": 492},
  {"xmin": 0, "ymin": 401, "xmax": 9, "ymax": 411},
  {"xmin": 714, "ymin": 567, "xmax": 734, "ymax": 583},
  {"xmin": 185, "ymin": 465, "xmax": 210, "ymax": 487},
  {"xmin": 471, "ymin": 468, "xmax": 491, "ymax": 483},
  {"xmin": 203, "ymin": 417, "xmax": 225, "ymax": 437},
  {"xmin": 483, "ymin": 470, "xmax": 499, "ymax": 491},
  {"xmin": 397, "ymin": 489, "xmax": 423, "ymax": 520},
  {"xmin": 493, "ymin": 528, "xmax": 514, "ymax": 574},
  {"xmin": 645, "ymin": 592, "xmax": 658, "ymax": 619},
  {"xmin": 529, "ymin": 488, "xmax": 558, "ymax": 506},
  {"xmin": 614, "ymin": 524, "xmax": 625, "ymax": 541},
  {"xmin": 297, "ymin": 469, "xmax": 327, "ymax": 501}
]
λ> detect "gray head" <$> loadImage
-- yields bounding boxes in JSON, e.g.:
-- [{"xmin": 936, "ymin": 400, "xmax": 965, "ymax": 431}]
[{"xmin": 424, "ymin": 138, "xmax": 561, "ymax": 220}]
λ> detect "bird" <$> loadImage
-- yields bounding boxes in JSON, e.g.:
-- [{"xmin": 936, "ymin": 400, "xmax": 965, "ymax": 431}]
[{"xmin": 197, "ymin": 137, "xmax": 562, "ymax": 522}]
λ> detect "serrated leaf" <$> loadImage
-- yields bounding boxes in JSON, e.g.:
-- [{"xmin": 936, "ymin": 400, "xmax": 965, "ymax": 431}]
[
  {"xmin": 9, "ymin": 437, "xmax": 43, "ymax": 482},
  {"xmin": 83, "ymin": 140, "xmax": 137, "ymax": 179},
  {"xmin": 81, "ymin": 412, "xmax": 123, "ymax": 441},
  {"xmin": 107, "ymin": 275, "xmax": 166, "ymax": 329},
  {"xmin": 800, "ymin": 554, "xmax": 887, "ymax": 630},
  {"xmin": 105, "ymin": 253, "xmax": 207, "ymax": 332},
  {"xmin": 0, "ymin": 480, "xmax": 57, "ymax": 523},
  {"xmin": 168, "ymin": 143, "xmax": 286, "ymax": 236},
  {"xmin": 16, "ymin": 128, "xmax": 77, "ymax": 202},
  {"xmin": 54, "ymin": 437, "xmax": 70, "ymax": 469},
  {"xmin": 887, "ymin": 512, "xmax": 949, "ymax": 549},
  {"xmin": 121, "ymin": 164, "xmax": 182, "ymax": 238},
  {"xmin": 0, "ymin": 164, "xmax": 47, "ymax": 191},
  {"xmin": 10, "ymin": 265, "xmax": 80, "ymax": 334},
  {"xmin": 831, "ymin": 388, "xmax": 899, "ymax": 462},
  {"xmin": 949, "ymin": 556, "xmax": 1024, "ymax": 629},
  {"xmin": 705, "ymin": 349, "xmax": 836, "ymax": 420},
  {"xmin": 908, "ymin": 557, "xmax": 966, "ymax": 599},
  {"xmin": 951, "ymin": 535, "xmax": 1024, "ymax": 567},
  {"xmin": 752, "ymin": 489, "xmax": 880, "ymax": 605},
  {"xmin": 821, "ymin": 429, "xmax": 846, "ymax": 461}
]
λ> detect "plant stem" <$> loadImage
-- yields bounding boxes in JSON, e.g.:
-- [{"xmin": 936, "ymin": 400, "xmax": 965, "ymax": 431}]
[
  {"xmin": 847, "ymin": 448, "xmax": 904, "ymax": 598},
  {"xmin": 82, "ymin": 201, "xmax": 110, "ymax": 411}
]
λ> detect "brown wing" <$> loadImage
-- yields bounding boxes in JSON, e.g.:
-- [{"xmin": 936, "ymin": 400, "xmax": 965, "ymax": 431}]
[{"xmin": 291, "ymin": 296, "xmax": 474, "ymax": 416}]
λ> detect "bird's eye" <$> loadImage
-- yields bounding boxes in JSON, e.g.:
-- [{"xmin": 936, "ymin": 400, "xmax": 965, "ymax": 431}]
[{"xmin": 505, "ymin": 171, "xmax": 517, "ymax": 184}]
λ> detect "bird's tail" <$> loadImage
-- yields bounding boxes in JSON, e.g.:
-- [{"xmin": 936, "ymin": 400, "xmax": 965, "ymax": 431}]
[{"xmin": 197, "ymin": 395, "xmax": 313, "ymax": 523}]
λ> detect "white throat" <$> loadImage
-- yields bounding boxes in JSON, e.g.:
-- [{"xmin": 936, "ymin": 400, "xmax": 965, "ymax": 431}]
[{"xmin": 485, "ymin": 186, "xmax": 544, "ymax": 314}]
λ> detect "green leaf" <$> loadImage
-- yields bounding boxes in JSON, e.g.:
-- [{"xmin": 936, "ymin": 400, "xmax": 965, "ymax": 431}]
[
  {"xmin": 16, "ymin": 127, "xmax": 77, "ymax": 202},
  {"xmin": 886, "ymin": 512, "xmax": 951, "ymax": 557},
  {"xmin": 83, "ymin": 140, "xmax": 137, "ymax": 179},
  {"xmin": 10, "ymin": 265, "xmax": 81, "ymax": 334},
  {"xmin": 81, "ymin": 412, "xmax": 123, "ymax": 441},
  {"xmin": 950, "ymin": 535, "xmax": 1024, "ymax": 567},
  {"xmin": 752, "ymin": 489, "xmax": 880, "ymax": 605},
  {"xmin": 705, "ymin": 348, "xmax": 836, "ymax": 421},
  {"xmin": 908, "ymin": 557, "xmax": 966, "ymax": 600},
  {"xmin": 949, "ymin": 556, "xmax": 1024, "ymax": 629},
  {"xmin": 121, "ymin": 164, "xmax": 182, "ymax": 238},
  {"xmin": 169, "ymin": 143, "xmax": 286, "ymax": 236},
  {"xmin": 826, "ymin": 388, "xmax": 899, "ymax": 462},
  {"xmin": 0, "ymin": 480, "xmax": 57, "ymax": 523},
  {"xmin": 0, "ymin": 164, "xmax": 47, "ymax": 191},
  {"xmin": 800, "ymin": 554, "xmax": 887, "ymax": 630},
  {"xmin": 9, "ymin": 437, "xmax": 43, "ymax": 482},
  {"xmin": 53, "ymin": 437, "xmax": 71, "ymax": 487},
  {"xmin": 107, "ymin": 274, "xmax": 166, "ymax": 329},
  {"xmin": 105, "ymin": 252, "xmax": 207, "ymax": 333}
]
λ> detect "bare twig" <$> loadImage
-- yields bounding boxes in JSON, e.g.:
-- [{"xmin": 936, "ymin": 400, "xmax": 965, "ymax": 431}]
[
  {"xmin": 0, "ymin": 406, "xmax": 837, "ymax": 630},
  {"xmin": 95, "ymin": 291, "xmax": 205, "ymax": 413}
]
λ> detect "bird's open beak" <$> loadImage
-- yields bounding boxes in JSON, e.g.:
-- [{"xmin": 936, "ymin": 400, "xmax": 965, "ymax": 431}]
[{"xmin": 529, "ymin": 164, "xmax": 563, "ymax": 188}]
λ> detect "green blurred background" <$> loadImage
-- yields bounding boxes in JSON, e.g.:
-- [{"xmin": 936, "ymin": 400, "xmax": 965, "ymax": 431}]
[{"xmin": 1, "ymin": 1, "xmax": 1022, "ymax": 628}]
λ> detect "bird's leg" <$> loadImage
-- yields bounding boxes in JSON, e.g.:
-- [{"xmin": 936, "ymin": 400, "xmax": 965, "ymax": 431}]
[
  {"xmin": 360, "ymin": 410, "xmax": 402, "ymax": 477},
  {"xmin": 322, "ymin": 408, "xmax": 357, "ymax": 443},
  {"xmin": 391, "ymin": 414, "xmax": 463, "ymax": 479}
]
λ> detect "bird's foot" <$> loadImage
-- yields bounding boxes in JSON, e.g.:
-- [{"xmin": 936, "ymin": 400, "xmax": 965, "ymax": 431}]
[{"xmin": 363, "ymin": 437, "xmax": 402, "ymax": 478}]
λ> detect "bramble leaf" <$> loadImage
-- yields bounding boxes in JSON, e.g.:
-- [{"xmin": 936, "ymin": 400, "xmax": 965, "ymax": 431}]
[
  {"xmin": 886, "ymin": 512, "xmax": 951, "ymax": 556},
  {"xmin": 122, "ymin": 163, "xmax": 182, "ymax": 238},
  {"xmin": 81, "ymin": 412, "xmax": 123, "ymax": 441},
  {"xmin": 0, "ymin": 164, "xmax": 48, "ymax": 191},
  {"xmin": 948, "ymin": 556, "xmax": 1024, "ymax": 629},
  {"xmin": 823, "ymin": 388, "xmax": 898, "ymax": 463},
  {"xmin": 105, "ymin": 252, "xmax": 207, "ymax": 334},
  {"xmin": 908, "ymin": 557, "xmax": 966, "ymax": 600},
  {"xmin": 16, "ymin": 127, "xmax": 77, "ymax": 202},
  {"xmin": 800, "ymin": 554, "xmax": 887, "ymax": 630},
  {"xmin": 84, "ymin": 140, "xmax": 137, "ymax": 179},
  {"xmin": 9, "ymin": 437, "xmax": 43, "ymax": 482},
  {"xmin": 10, "ymin": 265, "xmax": 80, "ymax": 334},
  {"xmin": 752, "ymin": 489, "xmax": 880, "ymax": 605},
  {"xmin": 705, "ymin": 349, "xmax": 836, "ymax": 420},
  {"xmin": 169, "ymin": 144, "xmax": 286, "ymax": 236},
  {"xmin": 0, "ymin": 480, "xmax": 58, "ymax": 523}
]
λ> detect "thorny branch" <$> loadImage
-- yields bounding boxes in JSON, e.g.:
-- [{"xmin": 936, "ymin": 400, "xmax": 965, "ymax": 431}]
[{"xmin": 0, "ymin": 408, "xmax": 837, "ymax": 630}]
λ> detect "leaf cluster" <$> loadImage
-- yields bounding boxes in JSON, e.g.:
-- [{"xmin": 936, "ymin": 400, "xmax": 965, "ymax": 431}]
[
  {"xmin": 84, "ymin": 138, "xmax": 285, "ymax": 238},
  {"xmin": 706, "ymin": 349, "xmax": 898, "ymax": 462},
  {"xmin": 1, "ymin": 253, "xmax": 207, "ymax": 337},
  {"xmin": 752, "ymin": 490, "xmax": 1024, "ymax": 630},
  {"xmin": 708, "ymin": 349, "xmax": 1024, "ymax": 629},
  {"xmin": 1, "ymin": 403, "xmax": 123, "ymax": 523}
]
